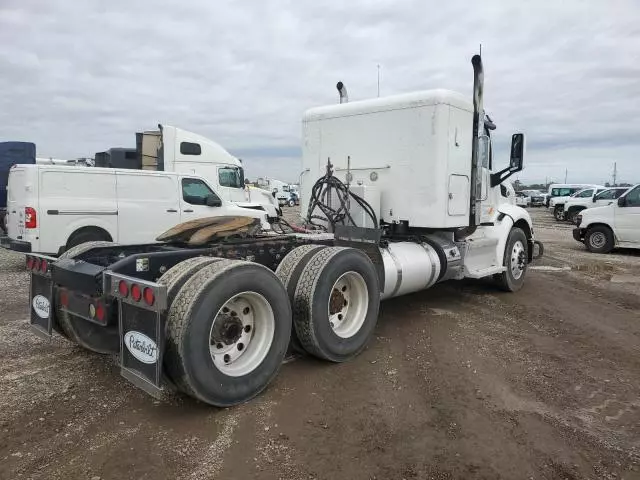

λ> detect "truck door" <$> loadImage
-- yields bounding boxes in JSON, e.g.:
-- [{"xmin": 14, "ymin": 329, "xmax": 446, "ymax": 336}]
[
  {"xmin": 179, "ymin": 176, "xmax": 234, "ymax": 221},
  {"xmin": 615, "ymin": 186, "xmax": 640, "ymax": 243},
  {"xmin": 116, "ymin": 172, "xmax": 180, "ymax": 244}
]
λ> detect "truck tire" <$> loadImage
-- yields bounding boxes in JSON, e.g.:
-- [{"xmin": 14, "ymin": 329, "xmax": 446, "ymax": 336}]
[
  {"xmin": 495, "ymin": 227, "xmax": 528, "ymax": 292},
  {"xmin": 165, "ymin": 260, "xmax": 292, "ymax": 406},
  {"xmin": 56, "ymin": 241, "xmax": 118, "ymax": 347},
  {"xmin": 158, "ymin": 256, "xmax": 223, "ymax": 306},
  {"xmin": 65, "ymin": 228, "xmax": 112, "ymax": 251},
  {"xmin": 553, "ymin": 206, "xmax": 565, "ymax": 221},
  {"xmin": 292, "ymin": 247, "xmax": 380, "ymax": 362},
  {"xmin": 275, "ymin": 244, "xmax": 328, "ymax": 353},
  {"xmin": 585, "ymin": 226, "xmax": 614, "ymax": 254}
]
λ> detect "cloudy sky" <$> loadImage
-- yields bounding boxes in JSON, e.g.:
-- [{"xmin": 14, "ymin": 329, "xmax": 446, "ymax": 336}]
[{"xmin": 1, "ymin": 0, "xmax": 639, "ymax": 185}]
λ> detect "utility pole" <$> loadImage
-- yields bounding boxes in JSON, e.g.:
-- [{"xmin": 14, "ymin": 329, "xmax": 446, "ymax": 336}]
[
  {"xmin": 377, "ymin": 64, "xmax": 380, "ymax": 97},
  {"xmin": 564, "ymin": 168, "xmax": 568, "ymax": 183},
  {"xmin": 612, "ymin": 162, "xmax": 617, "ymax": 186}
]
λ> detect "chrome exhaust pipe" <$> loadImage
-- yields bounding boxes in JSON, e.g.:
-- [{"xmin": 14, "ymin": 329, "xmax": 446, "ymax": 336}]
[{"xmin": 469, "ymin": 54, "xmax": 484, "ymax": 227}]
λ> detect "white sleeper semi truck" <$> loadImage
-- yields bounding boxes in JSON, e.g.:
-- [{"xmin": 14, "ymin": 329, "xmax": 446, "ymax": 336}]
[{"xmin": 22, "ymin": 55, "xmax": 542, "ymax": 407}]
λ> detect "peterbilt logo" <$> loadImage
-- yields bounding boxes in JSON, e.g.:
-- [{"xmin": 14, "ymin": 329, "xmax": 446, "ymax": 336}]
[
  {"xmin": 124, "ymin": 331, "xmax": 158, "ymax": 364},
  {"xmin": 32, "ymin": 295, "xmax": 50, "ymax": 319}
]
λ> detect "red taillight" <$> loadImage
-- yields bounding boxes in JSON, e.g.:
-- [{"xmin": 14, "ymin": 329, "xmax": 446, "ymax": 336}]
[
  {"xmin": 40, "ymin": 259, "xmax": 48, "ymax": 273},
  {"xmin": 25, "ymin": 207, "xmax": 37, "ymax": 229},
  {"xmin": 131, "ymin": 284, "xmax": 142, "ymax": 302},
  {"xmin": 26, "ymin": 256, "xmax": 34, "ymax": 270},
  {"xmin": 59, "ymin": 290, "xmax": 69, "ymax": 308},
  {"xmin": 33, "ymin": 257, "xmax": 41, "ymax": 271},
  {"xmin": 118, "ymin": 280, "xmax": 129, "ymax": 297},
  {"xmin": 143, "ymin": 287, "xmax": 155, "ymax": 306},
  {"xmin": 95, "ymin": 302, "xmax": 105, "ymax": 322}
]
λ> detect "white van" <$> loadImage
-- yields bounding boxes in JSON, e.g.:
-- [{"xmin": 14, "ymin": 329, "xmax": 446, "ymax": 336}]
[
  {"xmin": 573, "ymin": 184, "xmax": 640, "ymax": 253},
  {"xmin": 2, "ymin": 165, "xmax": 269, "ymax": 255}
]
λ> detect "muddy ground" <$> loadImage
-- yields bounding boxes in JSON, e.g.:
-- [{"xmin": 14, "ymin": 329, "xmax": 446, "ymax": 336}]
[{"xmin": 1, "ymin": 207, "xmax": 639, "ymax": 480}]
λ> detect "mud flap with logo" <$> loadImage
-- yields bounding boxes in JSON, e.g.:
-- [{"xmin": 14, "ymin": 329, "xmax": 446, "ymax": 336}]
[
  {"xmin": 104, "ymin": 271, "xmax": 169, "ymax": 399},
  {"xmin": 30, "ymin": 273, "xmax": 53, "ymax": 338}
]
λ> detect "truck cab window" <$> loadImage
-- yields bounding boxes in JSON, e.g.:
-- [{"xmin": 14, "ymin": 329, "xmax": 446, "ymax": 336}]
[
  {"xmin": 625, "ymin": 186, "xmax": 640, "ymax": 207},
  {"xmin": 181, "ymin": 178, "xmax": 220, "ymax": 205},
  {"xmin": 180, "ymin": 142, "xmax": 201, "ymax": 155},
  {"xmin": 575, "ymin": 189, "xmax": 593, "ymax": 198},
  {"xmin": 218, "ymin": 166, "xmax": 244, "ymax": 188}
]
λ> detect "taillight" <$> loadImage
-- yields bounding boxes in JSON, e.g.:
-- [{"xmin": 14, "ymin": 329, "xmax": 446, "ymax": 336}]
[
  {"xmin": 131, "ymin": 284, "xmax": 142, "ymax": 302},
  {"xmin": 33, "ymin": 257, "xmax": 41, "ymax": 271},
  {"xmin": 25, "ymin": 207, "xmax": 37, "ymax": 229},
  {"xmin": 95, "ymin": 302, "xmax": 105, "ymax": 322},
  {"xmin": 40, "ymin": 259, "xmax": 48, "ymax": 273},
  {"xmin": 118, "ymin": 280, "xmax": 129, "ymax": 297},
  {"xmin": 59, "ymin": 290, "xmax": 69, "ymax": 308},
  {"xmin": 143, "ymin": 287, "xmax": 155, "ymax": 306},
  {"xmin": 26, "ymin": 256, "xmax": 34, "ymax": 270}
]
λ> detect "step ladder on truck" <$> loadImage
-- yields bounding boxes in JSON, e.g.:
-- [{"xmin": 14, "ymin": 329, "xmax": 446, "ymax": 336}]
[{"xmin": 22, "ymin": 55, "xmax": 543, "ymax": 407}]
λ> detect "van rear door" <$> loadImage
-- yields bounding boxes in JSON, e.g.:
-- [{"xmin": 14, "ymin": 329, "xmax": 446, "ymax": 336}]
[{"xmin": 6, "ymin": 166, "xmax": 29, "ymax": 240}]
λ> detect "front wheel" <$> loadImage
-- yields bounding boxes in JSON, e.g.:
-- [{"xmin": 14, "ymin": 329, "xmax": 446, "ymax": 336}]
[
  {"xmin": 495, "ymin": 227, "xmax": 528, "ymax": 292},
  {"xmin": 585, "ymin": 226, "xmax": 614, "ymax": 254},
  {"xmin": 553, "ymin": 206, "xmax": 565, "ymax": 221}
]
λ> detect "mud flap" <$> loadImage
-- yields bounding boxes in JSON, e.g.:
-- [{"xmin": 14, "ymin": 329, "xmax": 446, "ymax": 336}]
[
  {"xmin": 104, "ymin": 271, "xmax": 169, "ymax": 399},
  {"xmin": 119, "ymin": 303, "xmax": 166, "ymax": 399},
  {"xmin": 30, "ymin": 274, "xmax": 53, "ymax": 338}
]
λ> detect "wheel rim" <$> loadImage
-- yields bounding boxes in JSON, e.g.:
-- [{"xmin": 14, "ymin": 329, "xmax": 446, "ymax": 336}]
[
  {"xmin": 589, "ymin": 232, "xmax": 606, "ymax": 249},
  {"xmin": 209, "ymin": 291, "xmax": 275, "ymax": 377},
  {"xmin": 327, "ymin": 271, "xmax": 369, "ymax": 339},
  {"xmin": 510, "ymin": 240, "xmax": 526, "ymax": 280}
]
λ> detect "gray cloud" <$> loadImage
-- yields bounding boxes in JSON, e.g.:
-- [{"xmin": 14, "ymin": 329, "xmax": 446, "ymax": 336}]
[{"xmin": 1, "ymin": 0, "xmax": 639, "ymax": 184}]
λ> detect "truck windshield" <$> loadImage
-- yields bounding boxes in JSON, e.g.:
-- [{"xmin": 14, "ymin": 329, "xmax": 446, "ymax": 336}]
[{"xmin": 219, "ymin": 166, "xmax": 245, "ymax": 189}]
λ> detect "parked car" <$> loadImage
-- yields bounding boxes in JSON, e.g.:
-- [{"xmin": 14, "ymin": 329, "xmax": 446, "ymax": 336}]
[
  {"xmin": 515, "ymin": 191, "xmax": 531, "ymax": 207},
  {"xmin": 1, "ymin": 164, "xmax": 270, "ymax": 255},
  {"xmin": 549, "ymin": 184, "xmax": 604, "ymax": 221},
  {"xmin": 563, "ymin": 187, "xmax": 629, "ymax": 224},
  {"xmin": 573, "ymin": 184, "xmax": 640, "ymax": 253},
  {"xmin": 520, "ymin": 189, "xmax": 545, "ymax": 207}
]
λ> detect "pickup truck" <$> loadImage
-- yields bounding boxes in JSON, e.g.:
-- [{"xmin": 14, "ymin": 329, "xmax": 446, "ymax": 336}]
[
  {"xmin": 573, "ymin": 184, "xmax": 640, "ymax": 253},
  {"xmin": 563, "ymin": 187, "xmax": 628, "ymax": 224}
]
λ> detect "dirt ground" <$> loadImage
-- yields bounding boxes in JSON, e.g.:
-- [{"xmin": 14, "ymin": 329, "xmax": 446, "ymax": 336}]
[{"xmin": 1, "ymin": 207, "xmax": 639, "ymax": 480}]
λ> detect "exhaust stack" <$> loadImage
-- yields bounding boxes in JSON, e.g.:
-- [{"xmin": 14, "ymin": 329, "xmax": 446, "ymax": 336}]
[
  {"xmin": 469, "ymin": 54, "xmax": 484, "ymax": 227},
  {"xmin": 336, "ymin": 82, "xmax": 348, "ymax": 104}
]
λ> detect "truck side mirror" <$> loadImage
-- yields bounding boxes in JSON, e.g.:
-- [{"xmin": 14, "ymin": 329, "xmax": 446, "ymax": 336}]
[
  {"xmin": 205, "ymin": 195, "xmax": 222, "ymax": 207},
  {"xmin": 618, "ymin": 196, "xmax": 626, "ymax": 207},
  {"xmin": 509, "ymin": 133, "xmax": 524, "ymax": 172}
]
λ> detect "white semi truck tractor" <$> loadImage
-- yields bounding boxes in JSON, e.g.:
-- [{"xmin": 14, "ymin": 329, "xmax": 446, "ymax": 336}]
[{"xmin": 22, "ymin": 55, "xmax": 542, "ymax": 407}]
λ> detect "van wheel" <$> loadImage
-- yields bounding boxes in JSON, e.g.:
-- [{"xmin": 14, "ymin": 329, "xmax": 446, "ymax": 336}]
[
  {"xmin": 165, "ymin": 260, "xmax": 292, "ymax": 406},
  {"xmin": 495, "ymin": 227, "xmax": 528, "ymax": 292},
  {"xmin": 66, "ymin": 228, "xmax": 112, "ymax": 251},
  {"xmin": 553, "ymin": 206, "xmax": 565, "ymax": 221},
  {"xmin": 585, "ymin": 226, "xmax": 614, "ymax": 253},
  {"xmin": 292, "ymin": 247, "xmax": 380, "ymax": 362}
]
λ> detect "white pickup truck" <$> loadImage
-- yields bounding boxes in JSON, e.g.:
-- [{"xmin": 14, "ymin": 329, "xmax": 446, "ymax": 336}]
[
  {"xmin": 562, "ymin": 187, "xmax": 628, "ymax": 224},
  {"xmin": 573, "ymin": 184, "xmax": 640, "ymax": 253}
]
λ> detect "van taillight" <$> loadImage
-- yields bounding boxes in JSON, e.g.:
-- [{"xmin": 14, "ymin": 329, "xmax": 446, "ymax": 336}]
[{"xmin": 25, "ymin": 207, "xmax": 37, "ymax": 229}]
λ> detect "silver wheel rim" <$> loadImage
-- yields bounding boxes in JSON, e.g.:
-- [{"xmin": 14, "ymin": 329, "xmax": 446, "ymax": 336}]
[
  {"xmin": 510, "ymin": 240, "xmax": 526, "ymax": 280},
  {"xmin": 589, "ymin": 232, "xmax": 606, "ymax": 249},
  {"xmin": 209, "ymin": 291, "xmax": 274, "ymax": 377},
  {"xmin": 327, "ymin": 271, "xmax": 369, "ymax": 339}
]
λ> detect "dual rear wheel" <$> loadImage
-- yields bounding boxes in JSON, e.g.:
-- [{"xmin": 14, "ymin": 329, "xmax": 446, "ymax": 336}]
[{"xmin": 163, "ymin": 246, "xmax": 380, "ymax": 406}]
